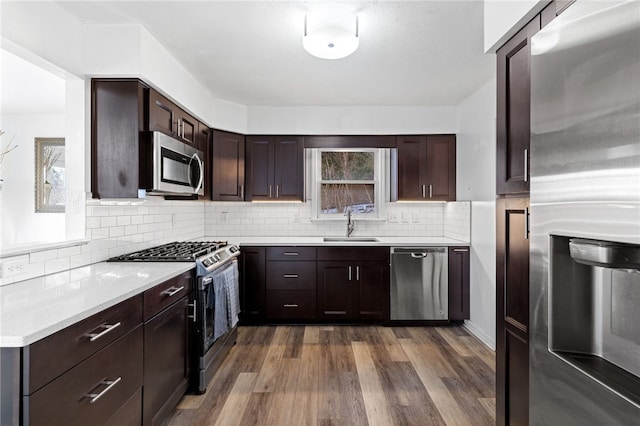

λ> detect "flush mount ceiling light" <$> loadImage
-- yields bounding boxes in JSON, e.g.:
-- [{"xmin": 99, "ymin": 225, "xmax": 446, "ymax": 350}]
[{"xmin": 303, "ymin": 5, "xmax": 359, "ymax": 60}]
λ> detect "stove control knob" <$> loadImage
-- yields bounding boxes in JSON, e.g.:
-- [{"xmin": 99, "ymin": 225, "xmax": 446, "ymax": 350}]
[
  {"xmin": 229, "ymin": 245, "xmax": 238, "ymax": 253},
  {"xmin": 203, "ymin": 259, "xmax": 212, "ymax": 267}
]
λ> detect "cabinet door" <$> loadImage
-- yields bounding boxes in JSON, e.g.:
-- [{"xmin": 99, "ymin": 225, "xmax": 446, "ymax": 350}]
[
  {"xmin": 355, "ymin": 261, "xmax": 389, "ymax": 321},
  {"xmin": 496, "ymin": 197, "xmax": 530, "ymax": 426},
  {"xmin": 148, "ymin": 89, "xmax": 178, "ymax": 136},
  {"xmin": 143, "ymin": 297, "xmax": 189, "ymax": 426},
  {"xmin": 397, "ymin": 135, "xmax": 427, "ymax": 200},
  {"xmin": 425, "ymin": 135, "xmax": 456, "ymax": 201},
  {"xmin": 212, "ymin": 130, "xmax": 245, "ymax": 201},
  {"xmin": 496, "ymin": 17, "xmax": 540, "ymax": 195},
  {"xmin": 176, "ymin": 109, "xmax": 198, "ymax": 146},
  {"xmin": 91, "ymin": 79, "xmax": 146, "ymax": 199},
  {"xmin": 274, "ymin": 136, "xmax": 304, "ymax": 201},
  {"xmin": 239, "ymin": 246, "xmax": 266, "ymax": 323},
  {"xmin": 245, "ymin": 136, "xmax": 275, "ymax": 201},
  {"xmin": 317, "ymin": 261, "xmax": 354, "ymax": 320},
  {"xmin": 448, "ymin": 246, "xmax": 470, "ymax": 320}
]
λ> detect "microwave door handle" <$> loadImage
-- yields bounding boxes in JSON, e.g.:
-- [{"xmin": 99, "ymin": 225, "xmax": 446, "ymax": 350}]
[{"xmin": 192, "ymin": 153, "xmax": 204, "ymax": 194}]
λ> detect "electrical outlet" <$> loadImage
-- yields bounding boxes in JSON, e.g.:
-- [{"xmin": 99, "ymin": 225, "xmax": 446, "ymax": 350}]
[
  {"xmin": 221, "ymin": 212, "xmax": 228, "ymax": 223},
  {"xmin": 388, "ymin": 212, "xmax": 399, "ymax": 223},
  {"xmin": 412, "ymin": 212, "xmax": 420, "ymax": 223},
  {"xmin": 1, "ymin": 256, "xmax": 28, "ymax": 277},
  {"xmin": 293, "ymin": 213, "xmax": 300, "ymax": 223},
  {"xmin": 172, "ymin": 213, "xmax": 178, "ymax": 227},
  {"xmin": 402, "ymin": 212, "xmax": 410, "ymax": 223}
]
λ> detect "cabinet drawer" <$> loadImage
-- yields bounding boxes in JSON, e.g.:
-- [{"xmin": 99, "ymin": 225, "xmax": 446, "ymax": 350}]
[
  {"xmin": 266, "ymin": 261, "xmax": 316, "ymax": 290},
  {"xmin": 266, "ymin": 290, "xmax": 316, "ymax": 320},
  {"xmin": 266, "ymin": 246, "xmax": 316, "ymax": 261},
  {"xmin": 143, "ymin": 271, "xmax": 193, "ymax": 321},
  {"xmin": 27, "ymin": 326, "xmax": 143, "ymax": 426},
  {"xmin": 317, "ymin": 246, "xmax": 389, "ymax": 262},
  {"xmin": 25, "ymin": 294, "xmax": 143, "ymax": 394}
]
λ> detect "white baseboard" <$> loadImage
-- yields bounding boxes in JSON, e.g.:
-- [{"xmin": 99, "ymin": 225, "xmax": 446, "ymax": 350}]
[{"xmin": 463, "ymin": 320, "xmax": 496, "ymax": 351}]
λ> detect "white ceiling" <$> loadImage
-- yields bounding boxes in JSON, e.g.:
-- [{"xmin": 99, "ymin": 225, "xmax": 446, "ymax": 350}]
[{"xmin": 57, "ymin": 0, "xmax": 494, "ymax": 107}]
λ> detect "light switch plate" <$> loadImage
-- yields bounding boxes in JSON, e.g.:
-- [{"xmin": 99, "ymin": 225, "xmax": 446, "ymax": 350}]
[
  {"xmin": 388, "ymin": 212, "xmax": 399, "ymax": 223},
  {"xmin": 402, "ymin": 212, "xmax": 410, "ymax": 223}
]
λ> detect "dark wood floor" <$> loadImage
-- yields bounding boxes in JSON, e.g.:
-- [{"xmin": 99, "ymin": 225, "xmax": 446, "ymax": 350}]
[{"xmin": 164, "ymin": 325, "xmax": 495, "ymax": 426}]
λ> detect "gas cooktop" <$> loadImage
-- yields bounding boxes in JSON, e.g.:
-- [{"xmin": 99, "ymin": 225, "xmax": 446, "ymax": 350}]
[{"xmin": 108, "ymin": 241, "xmax": 229, "ymax": 262}]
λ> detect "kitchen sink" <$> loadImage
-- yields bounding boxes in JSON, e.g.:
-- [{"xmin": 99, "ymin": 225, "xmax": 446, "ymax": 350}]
[{"xmin": 323, "ymin": 237, "xmax": 380, "ymax": 243}]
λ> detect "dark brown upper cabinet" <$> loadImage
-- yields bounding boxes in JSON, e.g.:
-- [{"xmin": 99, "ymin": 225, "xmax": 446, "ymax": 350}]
[
  {"xmin": 245, "ymin": 136, "xmax": 304, "ymax": 201},
  {"xmin": 211, "ymin": 130, "xmax": 245, "ymax": 201},
  {"xmin": 496, "ymin": 16, "xmax": 541, "ymax": 195},
  {"xmin": 199, "ymin": 124, "xmax": 212, "ymax": 199},
  {"xmin": 91, "ymin": 79, "xmax": 148, "ymax": 199},
  {"xmin": 148, "ymin": 89, "xmax": 199, "ymax": 147},
  {"xmin": 397, "ymin": 135, "xmax": 456, "ymax": 201}
]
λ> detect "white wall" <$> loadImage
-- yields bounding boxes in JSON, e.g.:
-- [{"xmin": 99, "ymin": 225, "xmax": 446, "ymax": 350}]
[
  {"xmin": 0, "ymin": 114, "xmax": 66, "ymax": 247},
  {"xmin": 484, "ymin": 0, "xmax": 547, "ymax": 53},
  {"xmin": 456, "ymin": 78, "xmax": 497, "ymax": 349},
  {"xmin": 84, "ymin": 24, "xmax": 247, "ymax": 133},
  {"xmin": 247, "ymin": 106, "xmax": 457, "ymax": 134}
]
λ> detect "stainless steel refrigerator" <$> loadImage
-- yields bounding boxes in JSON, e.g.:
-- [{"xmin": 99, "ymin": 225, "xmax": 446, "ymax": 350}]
[{"xmin": 529, "ymin": 0, "xmax": 640, "ymax": 424}]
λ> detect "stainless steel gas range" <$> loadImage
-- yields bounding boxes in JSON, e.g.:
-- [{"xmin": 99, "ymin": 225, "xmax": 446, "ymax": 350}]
[{"xmin": 109, "ymin": 241, "xmax": 240, "ymax": 393}]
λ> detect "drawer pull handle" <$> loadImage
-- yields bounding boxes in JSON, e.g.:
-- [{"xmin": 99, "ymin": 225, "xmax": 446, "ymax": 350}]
[
  {"xmin": 283, "ymin": 304, "xmax": 299, "ymax": 308},
  {"xmin": 453, "ymin": 248, "xmax": 469, "ymax": 252},
  {"xmin": 283, "ymin": 274, "xmax": 299, "ymax": 278},
  {"xmin": 86, "ymin": 377, "xmax": 122, "ymax": 404},
  {"xmin": 283, "ymin": 252, "xmax": 299, "ymax": 256},
  {"xmin": 161, "ymin": 286, "xmax": 185, "ymax": 297},
  {"xmin": 87, "ymin": 322, "xmax": 121, "ymax": 342}
]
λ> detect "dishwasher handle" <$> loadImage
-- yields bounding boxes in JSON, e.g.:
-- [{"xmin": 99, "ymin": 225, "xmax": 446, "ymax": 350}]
[{"xmin": 410, "ymin": 252, "xmax": 427, "ymax": 258}]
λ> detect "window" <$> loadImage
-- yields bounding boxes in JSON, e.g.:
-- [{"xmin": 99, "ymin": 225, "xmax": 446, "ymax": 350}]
[{"xmin": 312, "ymin": 149, "xmax": 385, "ymax": 219}]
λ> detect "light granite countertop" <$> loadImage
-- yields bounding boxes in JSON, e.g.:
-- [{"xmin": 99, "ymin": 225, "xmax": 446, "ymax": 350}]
[
  {"xmin": 0, "ymin": 236, "xmax": 469, "ymax": 347},
  {"xmin": 0, "ymin": 261, "xmax": 194, "ymax": 347},
  {"xmin": 209, "ymin": 236, "xmax": 469, "ymax": 246}
]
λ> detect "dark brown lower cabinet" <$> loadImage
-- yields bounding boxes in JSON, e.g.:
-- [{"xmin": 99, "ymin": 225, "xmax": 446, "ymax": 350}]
[
  {"xmin": 497, "ymin": 197, "xmax": 530, "ymax": 426},
  {"xmin": 27, "ymin": 327, "xmax": 143, "ymax": 426},
  {"xmin": 239, "ymin": 246, "xmax": 266, "ymax": 323},
  {"xmin": 448, "ymin": 246, "xmax": 470, "ymax": 320},
  {"xmin": 317, "ymin": 247, "xmax": 390, "ymax": 322},
  {"xmin": 143, "ymin": 296, "xmax": 190, "ymax": 426}
]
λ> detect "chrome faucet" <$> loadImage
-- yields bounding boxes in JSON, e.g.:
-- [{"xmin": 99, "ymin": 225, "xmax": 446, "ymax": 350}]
[{"xmin": 346, "ymin": 208, "xmax": 355, "ymax": 238}]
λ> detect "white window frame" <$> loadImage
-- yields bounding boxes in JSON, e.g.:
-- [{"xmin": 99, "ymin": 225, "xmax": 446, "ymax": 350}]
[{"xmin": 310, "ymin": 148, "xmax": 387, "ymax": 220}]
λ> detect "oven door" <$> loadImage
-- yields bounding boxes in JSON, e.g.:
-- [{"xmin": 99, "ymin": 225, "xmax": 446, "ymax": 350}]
[
  {"xmin": 151, "ymin": 131, "xmax": 204, "ymax": 196},
  {"xmin": 196, "ymin": 260, "xmax": 239, "ymax": 355}
]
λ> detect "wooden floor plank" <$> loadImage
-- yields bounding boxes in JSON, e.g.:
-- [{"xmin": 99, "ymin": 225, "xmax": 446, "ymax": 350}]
[
  {"xmin": 442, "ymin": 376, "xmax": 494, "ymax": 426},
  {"xmin": 459, "ymin": 335, "xmax": 496, "ymax": 372},
  {"xmin": 213, "ymin": 372, "xmax": 258, "ymax": 426},
  {"xmin": 352, "ymin": 341, "xmax": 394, "ymax": 426},
  {"xmin": 253, "ymin": 326, "xmax": 290, "ymax": 393},
  {"xmin": 407, "ymin": 327, "xmax": 459, "ymax": 378},
  {"xmin": 166, "ymin": 325, "xmax": 495, "ymax": 426},
  {"xmin": 478, "ymin": 397, "xmax": 497, "ymax": 421},
  {"xmin": 377, "ymin": 326, "xmax": 409, "ymax": 362},
  {"xmin": 435, "ymin": 327, "xmax": 474, "ymax": 357},
  {"xmin": 399, "ymin": 337, "xmax": 472, "ymax": 425}
]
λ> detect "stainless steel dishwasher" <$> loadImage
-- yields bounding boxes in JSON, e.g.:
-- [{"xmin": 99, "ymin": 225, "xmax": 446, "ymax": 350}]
[{"xmin": 390, "ymin": 247, "xmax": 448, "ymax": 320}]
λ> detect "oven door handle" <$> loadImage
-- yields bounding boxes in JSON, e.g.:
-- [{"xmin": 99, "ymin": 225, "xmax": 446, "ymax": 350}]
[{"xmin": 187, "ymin": 302, "xmax": 197, "ymax": 323}]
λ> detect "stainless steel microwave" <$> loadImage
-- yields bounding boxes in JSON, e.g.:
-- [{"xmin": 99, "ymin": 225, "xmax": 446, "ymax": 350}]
[{"xmin": 148, "ymin": 131, "xmax": 204, "ymax": 196}]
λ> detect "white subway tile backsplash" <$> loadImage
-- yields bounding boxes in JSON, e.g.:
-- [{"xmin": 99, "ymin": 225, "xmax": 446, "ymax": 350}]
[
  {"xmin": 6, "ymin": 195, "xmax": 469, "ymax": 284},
  {"xmin": 29, "ymin": 249, "xmax": 58, "ymax": 264}
]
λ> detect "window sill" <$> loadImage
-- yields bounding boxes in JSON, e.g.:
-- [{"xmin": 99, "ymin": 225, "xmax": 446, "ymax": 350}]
[{"xmin": 310, "ymin": 217, "xmax": 386, "ymax": 222}]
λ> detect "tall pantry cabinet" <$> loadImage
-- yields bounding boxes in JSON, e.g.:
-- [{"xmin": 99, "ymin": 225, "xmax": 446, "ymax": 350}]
[{"xmin": 495, "ymin": 1, "xmax": 573, "ymax": 425}]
